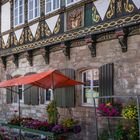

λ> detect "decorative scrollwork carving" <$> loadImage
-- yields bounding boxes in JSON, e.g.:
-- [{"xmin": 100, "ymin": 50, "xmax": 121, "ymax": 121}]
[
  {"xmin": 67, "ymin": 7, "xmax": 83, "ymax": 30},
  {"xmin": 13, "ymin": 34, "xmax": 18, "ymax": 46},
  {"xmin": 28, "ymin": 28, "xmax": 33, "ymax": 42},
  {"xmin": 115, "ymin": 29, "xmax": 128, "ymax": 52},
  {"xmin": 7, "ymin": 35, "xmax": 11, "ymax": 48},
  {"xmin": 54, "ymin": 17, "xmax": 60, "ymax": 34},
  {"xmin": 92, "ymin": 6, "xmax": 100, "ymax": 23},
  {"xmin": 124, "ymin": 0, "xmax": 134, "ymax": 13},
  {"xmin": 35, "ymin": 24, "xmax": 41, "ymax": 40},
  {"xmin": 19, "ymin": 31, "xmax": 24, "ymax": 45},
  {"xmin": 1, "ymin": 38, "xmax": 5, "ymax": 49},
  {"xmin": 85, "ymin": 36, "xmax": 96, "ymax": 57},
  {"xmin": 45, "ymin": 23, "xmax": 51, "ymax": 36},
  {"xmin": 41, "ymin": 22, "xmax": 45, "ymax": 37},
  {"xmin": 117, "ymin": 0, "xmax": 122, "ymax": 13},
  {"xmin": 106, "ymin": 0, "xmax": 115, "ymax": 19}
]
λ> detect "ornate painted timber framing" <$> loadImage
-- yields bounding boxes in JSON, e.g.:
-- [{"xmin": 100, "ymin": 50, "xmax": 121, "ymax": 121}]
[{"xmin": 0, "ymin": 13, "xmax": 140, "ymax": 56}]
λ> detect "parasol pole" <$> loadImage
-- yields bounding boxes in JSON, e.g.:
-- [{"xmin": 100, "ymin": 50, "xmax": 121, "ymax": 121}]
[
  {"xmin": 51, "ymin": 72, "xmax": 57, "ymax": 124},
  {"xmin": 51, "ymin": 72, "xmax": 54, "ymax": 100},
  {"xmin": 18, "ymin": 85, "xmax": 22, "ymax": 140}
]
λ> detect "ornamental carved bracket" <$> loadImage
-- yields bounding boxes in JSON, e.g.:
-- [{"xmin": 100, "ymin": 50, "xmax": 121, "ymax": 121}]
[
  {"xmin": 25, "ymin": 50, "xmax": 33, "ymax": 66},
  {"xmin": 12, "ymin": 54, "xmax": 19, "ymax": 68},
  {"xmin": 85, "ymin": 36, "xmax": 96, "ymax": 57},
  {"xmin": 61, "ymin": 42, "xmax": 70, "ymax": 60},
  {"xmin": 115, "ymin": 29, "xmax": 128, "ymax": 52},
  {"xmin": 40, "ymin": 47, "xmax": 50, "ymax": 64},
  {"xmin": 1, "ymin": 56, "xmax": 7, "ymax": 69}
]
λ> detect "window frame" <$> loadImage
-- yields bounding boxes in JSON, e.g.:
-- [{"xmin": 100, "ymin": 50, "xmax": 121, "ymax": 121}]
[
  {"xmin": 44, "ymin": 89, "xmax": 53, "ymax": 104},
  {"xmin": 66, "ymin": 0, "xmax": 81, "ymax": 7},
  {"xmin": 45, "ymin": 0, "xmax": 60, "ymax": 15},
  {"xmin": 81, "ymin": 69, "xmax": 99, "ymax": 107},
  {"xmin": 13, "ymin": 0, "xmax": 24, "ymax": 27},
  {"xmin": 28, "ymin": 0, "xmax": 40, "ymax": 22},
  {"xmin": 12, "ymin": 85, "xmax": 24, "ymax": 104},
  {"xmin": 18, "ymin": 85, "xmax": 24, "ymax": 103},
  {"xmin": 39, "ymin": 88, "xmax": 53, "ymax": 105}
]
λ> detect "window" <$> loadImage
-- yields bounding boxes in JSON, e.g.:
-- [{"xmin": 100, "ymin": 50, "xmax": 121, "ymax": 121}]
[
  {"xmin": 11, "ymin": 85, "xmax": 24, "ymax": 103},
  {"xmin": 28, "ymin": 0, "xmax": 40, "ymax": 21},
  {"xmin": 18, "ymin": 85, "xmax": 24, "ymax": 102},
  {"xmin": 45, "ymin": 0, "xmax": 60, "ymax": 14},
  {"xmin": 14, "ymin": 0, "xmax": 24, "ymax": 26},
  {"xmin": 39, "ymin": 88, "xmax": 53, "ymax": 104},
  {"xmin": 45, "ymin": 89, "xmax": 53, "ymax": 103},
  {"xmin": 82, "ymin": 69, "xmax": 99, "ymax": 106},
  {"xmin": 66, "ymin": 0, "xmax": 81, "ymax": 6}
]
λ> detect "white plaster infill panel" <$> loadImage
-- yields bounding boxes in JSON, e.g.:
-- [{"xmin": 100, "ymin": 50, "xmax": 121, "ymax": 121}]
[
  {"xmin": 15, "ymin": 29, "xmax": 23, "ymax": 41},
  {"xmin": 3, "ymin": 34, "xmax": 9, "ymax": 45},
  {"xmin": 30, "ymin": 23, "xmax": 39, "ymax": 37},
  {"xmin": 45, "ymin": 15, "xmax": 59, "ymax": 33},
  {"xmin": 132, "ymin": 0, "xmax": 140, "ymax": 9},
  {"xmin": 1, "ymin": 2, "xmax": 11, "ymax": 33},
  {"xmin": 94, "ymin": 0, "xmax": 110, "ymax": 20}
]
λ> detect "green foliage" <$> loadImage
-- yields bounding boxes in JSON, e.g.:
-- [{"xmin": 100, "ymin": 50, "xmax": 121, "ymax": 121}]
[
  {"xmin": 99, "ymin": 130, "xmax": 109, "ymax": 140},
  {"xmin": 128, "ymin": 121, "xmax": 139, "ymax": 140},
  {"xmin": 122, "ymin": 105, "xmax": 137, "ymax": 120},
  {"xmin": 61, "ymin": 118, "xmax": 78, "ymax": 128},
  {"xmin": 46, "ymin": 101, "xmax": 58, "ymax": 124},
  {"xmin": 114, "ymin": 124, "xmax": 128, "ymax": 140}
]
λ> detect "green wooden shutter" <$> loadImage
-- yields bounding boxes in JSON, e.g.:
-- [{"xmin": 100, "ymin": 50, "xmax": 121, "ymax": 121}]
[
  {"xmin": 30, "ymin": 86, "xmax": 39, "ymax": 105},
  {"xmin": 6, "ymin": 74, "xmax": 13, "ymax": 104},
  {"xmin": 24, "ymin": 85, "xmax": 31, "ymax": 105},
  {"xmin": 99, "ymin": 63, "xmax": 114, "ymax": 103},
  {"xmin": 54, "ymin": 69, "xmax": 75, "ymax": 108},
  {"xmin": 40, "ymin": 88, "xmax": 45, "ymax": 104}
]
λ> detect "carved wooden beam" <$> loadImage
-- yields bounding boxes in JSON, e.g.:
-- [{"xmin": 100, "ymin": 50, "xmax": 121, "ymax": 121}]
[
  {"xmin": 85, "ymin": 35, "xmax": 96, "ymax": 57},
  {"xmin": 115, "ymin": 29, "xmax": 128, "ymax": 52},
  {"xmin": 25, "ymin": 50, "xmax": 33, "ymax": 66},
  {"xmin": 1, "ymin": 56, "xmax": 7, "ymax": 69},
  {"xmin": 12, "ymin": 54, "xmax": 19, "ymax": 68},
  {"xmin": 40, "ymin": 47, "xmax": 50, "ymax": 64},
  {"xmin": 61, "ymin": 42, "xmax": 70, "ymax": 60}
]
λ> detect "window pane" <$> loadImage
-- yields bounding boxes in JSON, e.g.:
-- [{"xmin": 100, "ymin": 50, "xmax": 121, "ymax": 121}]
[
  {"xmin": 18, "ymin": 85, "xmax": 22, "ymax": 100},
  {"xmin": 15, "ymin": 8, "xmax": 18, "ymax": 16},
  {"xmin": 67, "ymin": 0, "xmax": 74, "ymax": 4},
  {"xmin": 29, "ymin": 0, "xmax": 33, "ymax": 9},
  {"xmin": 35, "ymin": 0, "xmax": 39, "ymax": 17},
  {"xmin": 19, "ymin": 6, "xmax": 23, "ymax": 14},
  {"xmin": 15, "ymin": 0, "xmax": 18, "ymax": 7},
  {"xmin": 19, "ymin": 15, "xmax": 23, "ymax": 23},
  {"xmin": 29, "ymin": 11, "xmax": 33, "ymax": 19},
  {"xmin": 83, "ymin": 87, "xmax": 93, "ymax": 104},
  {"xmin": 35, "ymin": 0, "xmax": 38, "ymax": 7},
  {"xmin": 53, "ymin": 0, "xmax": 59, "ymax": 10},
  {"xmin": 15, "ymin": 18, "xmax": 18, "ymax": 26},
  {"xmin": 19, "ymin": 0, "xmax": 23, "ymax": 6},
  {"xmin": 46, "ymin": 90, "xmax": 51, "ymax": 101},
  {"xmin": 46, "ymin": 0, "xmax": 51, "ymax": 13},
  {"xmin": 82, "ymin": 69, "xmax": 99, "ymax": 105},
  {"xmin": 83, "ymin": 71, "xmax": 91, "ymax": 86},
  {"xmin": 14, "ymin": 0, "xmax": 24, "ymax": 26},
  {"xmin": 35, "ymin": 8, "xmax": 39, "ymax": 17}
]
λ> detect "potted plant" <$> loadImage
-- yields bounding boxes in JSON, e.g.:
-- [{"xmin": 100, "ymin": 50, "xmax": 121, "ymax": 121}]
[{"xmin": 97, "ymin": 102, "xmax": 122, "ymax": 117}]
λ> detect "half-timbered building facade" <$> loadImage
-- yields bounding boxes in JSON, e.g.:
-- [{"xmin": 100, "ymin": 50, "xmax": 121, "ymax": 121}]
[{"xmin": 0, "ymin": 0, "xmax": 140, "ymax": 139}]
